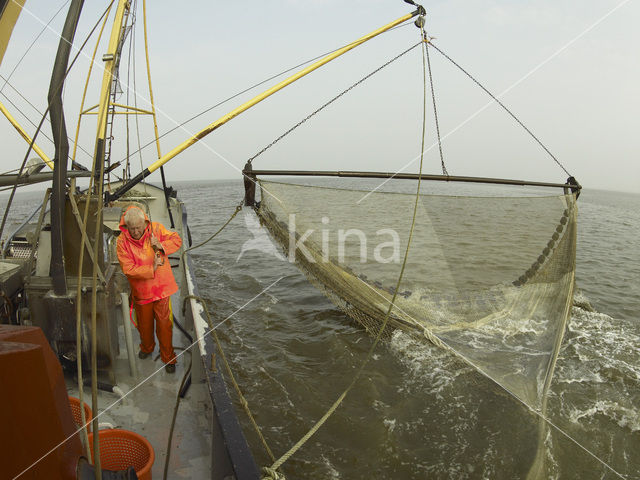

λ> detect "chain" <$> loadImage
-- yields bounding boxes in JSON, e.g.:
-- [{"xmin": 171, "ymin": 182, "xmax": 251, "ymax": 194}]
[
  {"xmin": 264, "ymin": 30, "xmax": 431, "ymax": 477},
  {"xmin": 427, "ymin": 41, "xmax": 572, "ymax": 177},
  {"xmin": 424, "ymin": 33, "xmax": 449, "ymax": 176},
  {"xmin": 246, "ymin": 41, "xmax": 423, "ymax": 165}
]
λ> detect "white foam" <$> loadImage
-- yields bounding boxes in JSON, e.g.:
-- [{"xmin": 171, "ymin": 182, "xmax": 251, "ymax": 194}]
[{"xmin": 567, "ymin": 400, "xmax": 640, "ymax": 432}]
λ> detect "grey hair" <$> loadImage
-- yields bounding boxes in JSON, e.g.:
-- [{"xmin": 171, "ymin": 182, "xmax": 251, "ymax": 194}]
[{"xmin": 123, "ymin": 206, "xmax": 145, "ymax": 225}]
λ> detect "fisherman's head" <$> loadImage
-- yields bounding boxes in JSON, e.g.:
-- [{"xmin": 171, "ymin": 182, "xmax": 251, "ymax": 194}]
[{"xmin": 124, "ymin": 207, "xmax": 147, "ymax": 240}]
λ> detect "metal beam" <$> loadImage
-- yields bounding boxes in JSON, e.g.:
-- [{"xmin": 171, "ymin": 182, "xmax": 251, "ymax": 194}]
[
  {"xmin": 48, "ymin": 0, "xmax": 84, "ymax": 295},
  {"xmin": 0, "ymin": 170, "xmax": 91, "ymax": 187},
  {"xmin": 245, "ymin": 169, "xmax": 581, "ymax": 191}
]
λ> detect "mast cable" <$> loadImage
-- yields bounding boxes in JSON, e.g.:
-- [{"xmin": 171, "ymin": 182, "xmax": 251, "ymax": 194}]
[
  {"xmin": 115, "ymin": 22, "xmax": 414, "ymax": 166},
  {"xmin": 0, "ymin": 0, "xmax": 117, "ymax": 245},
  {"xmin": 246, "ymin": 41, "xmax": 423, "ymax": 165},
  {"xmin": 0, "ymin": 84, "xmax": 93, "ymax": 163},
  {"xmin": 263, "ymin": 26, "xmax": 429, "ymax": 478},
  {"xmin": 124, "ymin": 1, "xmax": 134, "ymax": 181},
  {"xmin": 131, "ymin": 3, "xmax": 151, "ymax": 206},
  {"xmin": 427, "ymin": 41, "xmax": 572, "ymax": 177},
  {"xmin": 0, "ymin": 0, "xmax": 70, "ymax": 94},
  {"xmin": 424, "ymin": 34, "xmax": 448, "ymax": 176}
]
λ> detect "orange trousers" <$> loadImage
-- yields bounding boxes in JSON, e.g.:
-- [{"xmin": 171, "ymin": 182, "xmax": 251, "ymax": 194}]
[{"xmin": 134, "ymin": 296, "xmax": 176, "ymax": 364}]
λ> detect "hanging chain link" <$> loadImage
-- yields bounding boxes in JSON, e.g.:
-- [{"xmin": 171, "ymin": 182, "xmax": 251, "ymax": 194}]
[
  {"xmin": 246, "ymin": 41, "xmax": 423, "ymax": 165},
  {"xmin": 424, "ymin": 32, "xmax": 449, "ymax": 176},
  {"xmin": 427, "ymin": 41, "xmax": 572, "ymax": 178}
]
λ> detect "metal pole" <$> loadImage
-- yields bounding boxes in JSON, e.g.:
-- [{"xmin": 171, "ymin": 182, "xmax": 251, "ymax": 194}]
[
  {"xmin": 120, "ymin": 293, "xmax": 137, "ymax": 377},
  {"xmin": 0, "ymin": 170, "xmax": 91, "ymax": 187},
  {"xmin": 48, "ymin": 0, "xmax": 84, "ymax": 295},
  {"xmin": 245, "ymin": 169, "xmax": 581, "ymax": 191}
]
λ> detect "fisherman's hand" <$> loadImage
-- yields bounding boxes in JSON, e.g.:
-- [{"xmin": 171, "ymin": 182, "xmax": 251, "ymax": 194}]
[
  {"xmin": 150, "ymin": 234, "xmax": 163, "ymax": 251},
  {"xmin": 153, "ymin": 252, "xmax": 164, "ymax": 270}
]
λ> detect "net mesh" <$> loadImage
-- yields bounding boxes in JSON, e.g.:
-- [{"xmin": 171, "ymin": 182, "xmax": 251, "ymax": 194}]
[{"xmin": 256, "ymin": 179, "xmax": 577, "ymax": 411}]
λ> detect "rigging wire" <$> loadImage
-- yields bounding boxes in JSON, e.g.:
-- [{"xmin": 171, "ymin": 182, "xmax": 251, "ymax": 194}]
[
  {"xmin": 0, "ymin": 1, "xmax": 116, "ymax": 246},
  {"xmin": 130, "ymin": 2, "xmax": 151, "ymax": 205},
  {"xmin": 427, "ymin": 41, "xmax": 572, "ymax": 178},
  {"xmin": 124, "ymin": 0, "xmax": 135, "ymax": 181},
  {"xmin": 423, "ymin": 33, "xmax": 448, "ymax": 176},
  {"xmin": 0, "ymin": 0, "xmax": 70, "ymax": 94},
  {"xmin": 263, "ymin": 23, "xmax": 430, "ymax": 479},
  {"xmin": 246, "ymin": 40, "xmax": 423, "ymax": 165},
  {"xmin": 114, "ymin": 22, "xmax": 414, "ymax": 167},
  {"xmin": 0, "ymin": 83, "xmax": 93, "ymax": 163}
]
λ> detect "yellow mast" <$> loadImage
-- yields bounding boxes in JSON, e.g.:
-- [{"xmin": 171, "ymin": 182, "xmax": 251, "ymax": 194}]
[
  {"xmin": 107, "ymin": 6, "xmax": 424, "ymax": 202},
  {"xmin": 0, "ymin": 101, "xmax": 54, "ymax": 169},
  {"xmin": 142, "ymin": 0, "xmax": 162, "ymax": 160},
  {"xmin": 149, "ymin": 11, "xmax": 417, "ymax": 174},
  {"xmin": 86, "ymin": 1, "xmax": 130, "ymax": 476},
  {"xmin": 0, "ymin": 0, "xmax": 54, "ymax": 170},
  {"xmin": 70, "ymin": 1, "xmax": 114, "ymax": 168},
  {"xmin": 0, "ymin": 0, "xmax": 26, "ymax": 67}
]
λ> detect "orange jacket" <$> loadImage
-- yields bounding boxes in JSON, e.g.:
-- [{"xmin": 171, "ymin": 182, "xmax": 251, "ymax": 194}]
[{"xmin": 116, "ymin": 207, "xmax": 182, "ymax": 305}]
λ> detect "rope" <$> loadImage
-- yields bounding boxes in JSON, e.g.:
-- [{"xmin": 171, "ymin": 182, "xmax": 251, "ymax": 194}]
[
  {"xmin": 263, "ymin": 25, "xmax": 430, "ymax": 477},
  {"xmin": 246, "ymin": 41, "xmax": 422, "ymax": 165},
  {"xmin": 182, "ymin": 294, "xmax": 278, "ymax": 465},
  {"xmin": 173, "ymin": 201, "xmax": 280, "ymax": 471},
  {"xmin": 427, "ymin": 40, "xmax": 572, "ymax": 178},
  {"xmin": 73, "ymin": 2, "xmax": 115, "ymax": 466},
  {"xmin": 176, "ymin": 201, "xmax": 281, "ymax": 465},
  {"xmin": 180, "ymin": 201, "xmax": 243, "ymax": 260},
  {"xmin": 423, "ymin": 33, "xmax": 448, "ymax": 176},
  {"xmin": 131, "ymin": 5, "xmax": 150, "ymax": 203},
  {"xmin": 179, "ymin": 202, "xmax": 278, "ymax": 461}
]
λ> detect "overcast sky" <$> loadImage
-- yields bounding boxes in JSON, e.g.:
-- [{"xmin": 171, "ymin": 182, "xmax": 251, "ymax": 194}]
[{"xmin": 1, "ymin": 0, "xmax": 638, "ymax": 194}]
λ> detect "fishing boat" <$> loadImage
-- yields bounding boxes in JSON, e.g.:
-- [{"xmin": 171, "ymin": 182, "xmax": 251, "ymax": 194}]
[
  {"xmin": 0, "ymin": 0, "xmax": 258, "ymax": 477},
  {"xmin": 4, "ymin": 0, "xmax": 621, "ymax": 479}
]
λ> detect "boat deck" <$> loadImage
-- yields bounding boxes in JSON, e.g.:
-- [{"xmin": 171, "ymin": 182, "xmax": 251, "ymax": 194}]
[
  {"xmin": 64, "ymin": 301, "xmax": 212, "ymax": 478},
  {"xmin": 65, "ymin": 184, "xmax": 213, "ymax": 478}
]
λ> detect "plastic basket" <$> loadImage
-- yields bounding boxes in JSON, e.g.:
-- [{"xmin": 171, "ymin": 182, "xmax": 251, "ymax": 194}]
[
  {"xmin": 88, "ymin": 429, "xmax": 155, "ymax": 480},
  {"xmin": 68, "ymin": 396, "xmax": 92, "ymax": 433}
]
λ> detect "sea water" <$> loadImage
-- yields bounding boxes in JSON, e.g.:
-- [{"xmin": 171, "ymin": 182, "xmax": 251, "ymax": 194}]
[
  {"xmin": 2, "ymin": 181, "xmax": 638, "ymax": 479},
  {"xmin": 181, "ymin": 180, "xmax": 639, "ymax": 479}
]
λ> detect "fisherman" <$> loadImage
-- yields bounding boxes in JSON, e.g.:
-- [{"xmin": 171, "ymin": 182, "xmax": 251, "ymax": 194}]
[{"xmin": 116, "ymin": 205, "xmax": 182, "ymax": 373}]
